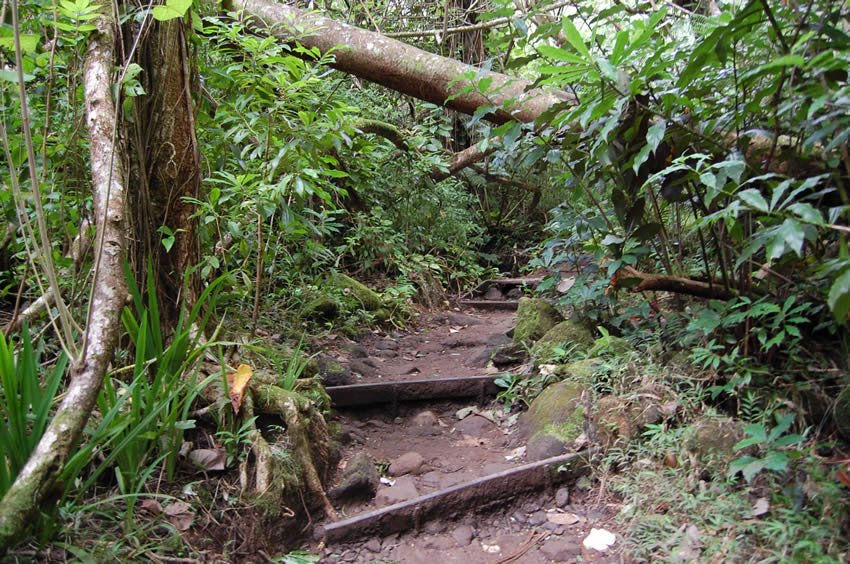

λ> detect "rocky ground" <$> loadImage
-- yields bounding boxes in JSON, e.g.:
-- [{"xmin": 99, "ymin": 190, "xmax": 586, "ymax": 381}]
[{"xmin": 312, "ymin": 303, "xmax": 626, "ymax": 563}]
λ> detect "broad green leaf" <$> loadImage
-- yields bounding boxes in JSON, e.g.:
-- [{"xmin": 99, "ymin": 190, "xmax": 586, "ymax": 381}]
[
  {"xmin": 828, "ymin": 268, "xmax": 850, "ymax": 321},
  {"xmin": 536, "ymin": 45, "xmax": 587, "ymax": 65},
  {"xmin": 560, "ymin": 19, "xmax": 591, "ymax": 60},
  {"xmin": 737, "ymin": 189, "xmax": 769, "ymax": 213},
  {"xmin": 152, "ymin": 0, "xmax": 192, "ymax": 22},
  {"xmin": 632, "ymin": 121, "xmax": 666, "ymax": 174},
  {"xmin": 0, "ymin": 35, "xmax": 39, "ymax": 53}
]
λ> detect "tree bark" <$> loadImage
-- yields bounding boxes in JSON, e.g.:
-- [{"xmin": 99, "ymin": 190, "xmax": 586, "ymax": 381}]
[
  {"xmin": 430, "ymin": 141, "xmax": 499, "ymax": 181},
  {"xmin": 226, "ymin": 0, "xmax": 574, "ymax": 124},
  {"xmin": 616, "ymin": 266, "xmax": 737, "ymax": 300},
  {"xmin": 130, "ymin": 19, "xmax": 201, "ymax": 328},
  {"xmin": 0, "ymin": 9, "xmax": 128, "ymax": 551}
]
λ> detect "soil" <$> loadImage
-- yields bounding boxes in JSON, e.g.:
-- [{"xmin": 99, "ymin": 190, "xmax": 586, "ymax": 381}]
[{"xmin": 315, "ymin": 302, "xmax": 626, "ymax": 563}]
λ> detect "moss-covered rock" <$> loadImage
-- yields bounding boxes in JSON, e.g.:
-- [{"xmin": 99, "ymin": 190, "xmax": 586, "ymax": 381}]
[
  {"xmin": 520, "ymin": 380, "xmax": 590, "ymax": 461},
  {"xmin": 532, "ymin": 319, "xmax": 595, "ymax": 361},
  {"xmin": 330, "ymin": 273, "xmax": 382, "ymax": 311},
  {"xmin": 513, "ymin": 297, "xmax": 564, "ymax": 344},
  {"xmin": 316, "ymin": 355, "xmax": 352, "ymax": 387},
  {"xmin": 553, "ymin": 358, "xmax": 598, "ymax": 383},
  {"xmin": 683, "ymin": 416, "xmax": 746, "ymax": 476},
  {"xmin": 590, "ymin": 394, "xmax": 664, "ymax": 448},
  {"xmin": 303, "ymin": 295, "xmax": 339, "ymax": 320},
  {"xmin": 835, "ymin": 384, "xmax": 850, "ymax": 440}
]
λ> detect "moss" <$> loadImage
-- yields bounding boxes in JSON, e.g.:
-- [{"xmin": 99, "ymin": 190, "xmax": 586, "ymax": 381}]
[
  {"xmin": 683, "ymin": 416, "xmax": 746, "ymax": 476},
  {"xmin": 513, "ymin": 297, "xmax": 564, "ymax": 344},
  {"xmin": 532, "ymin": 319, "xmax": 595, "ymax": 361},
  {"xmin": 835, "ymin": 384, "xmax": 850, "ymax": 440},
  {"xmin": 330, "ymin": 272, "xmax": 382, "ymax": 311},
  {"xmin": 522, "ymin": 379, "xmax": 588, "ymax": 442},
  {"xmin": 554, "ymin": 358, "xmax": 598, "ymax": 383},
  {"xmin": 539, "ymin": 403, "xmax": 586, "ymax": 442}
]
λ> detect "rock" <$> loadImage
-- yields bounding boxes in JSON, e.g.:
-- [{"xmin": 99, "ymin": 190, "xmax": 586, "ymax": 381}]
[
  {"xmin": 835, "ymin": 384, "xmax": 850, "ymax": 440},
  {"xmin": 303, "ymin": 295, "xmax": 339, "ymax": 320},
  {"xmin": 506, "ymin": 287, "xmax": 524, "ymax": 299},
  {"xmin": 374, "ymin": 349, "xmax": 398, "ymax": 359},
  {"xmin": 513, "ymin": 297, "xmax": 564, "ymax": 344},
  {"xmin": 442, "ymin": 334, "xmax": 487, "ymax": 348},
  {"xmin": 374, "ymin": 339, "xmax": 399, "ymax": 351},
  {"xmin": 539, "ymin": 538, "xmax": 581, "ymax": 561},
  {"xmin": 511, "ymin": 511, "xmax": 528, "ymax": 524},
  {"xmin": 455, "ymin": 415, "xmax": 495, "ymax": 437},
  {"xmin": 527, "ymin": 434, "xmax": 568, "ymax": 461},
  {"xmin": 328, "ymin": 451, "xmax": 379, "ymax": 501},
  {"xmin": 683, "ymin": 416, "xmax": 748, "ymax": 476},
  {"xmin": 317, "ymin": 355, "xmax": 352, "ymax": 386},
  {"xmin": 388, "ymin": 452, "xmax": 426, "ymax": 477},
  {"xmin": 520, "ymin": 380, "xmax": 589, "ymax": 461},
  {"xmin": 591, "ymin": 394, "xmax": 665, "ymax": 448},
  {"xmin": 532, "ymin": 319, "xmax": 595, "ymax": 361},
  {"xmin": 349, "ymin": 359, "xmax": 378, "ymax": 379},
  {"xmin": 528, "ymin": 511, "xmax": 547, "ymax": 526},
  {"xmin": 484, "ymin": 286, "xmax": 504, "ymax": 300},
  {"xmin": 412, "ymin": 410, "xmax": 441, "ymax": 437},
  {"xmin": 523, "ymin": 501, "xmax": 541, "ymax": 513},
  {"xmin": 364, "ymin": 539, "xmax": 381, "ymax": 553},
  {"xmin": 452, "ymin": 525, "xmax": 475, "ymax": 546},
  {"xmin": 555, "ymin": 487, "xmax": 570, "ymax": 508},
  {"xmin": 375, "ymin": 475, "xmax": 420, "ymax": 505},
  {"xmin": 491, "ymin": 342, "xmax": 528, "ymax": 367}
]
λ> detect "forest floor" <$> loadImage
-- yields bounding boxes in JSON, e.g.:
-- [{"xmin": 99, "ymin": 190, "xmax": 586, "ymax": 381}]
[{"xmin": 313, "ymin": 303, "xmax": 626, "ymax": 563}]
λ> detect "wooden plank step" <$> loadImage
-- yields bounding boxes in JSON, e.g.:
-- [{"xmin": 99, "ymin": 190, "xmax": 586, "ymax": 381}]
[
  {"xmin": 326, "ymin": 375, "xmax": 502, "ymax": 407},
  {"xmin": 320, "ymin": 449, "xmax": 597, "ymax": 544}
]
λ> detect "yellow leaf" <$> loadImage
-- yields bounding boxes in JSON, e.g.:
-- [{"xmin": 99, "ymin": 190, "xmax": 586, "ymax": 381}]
[{"xmin": 226, "ymin": 364, "xmax": 253, "ymax": 414}]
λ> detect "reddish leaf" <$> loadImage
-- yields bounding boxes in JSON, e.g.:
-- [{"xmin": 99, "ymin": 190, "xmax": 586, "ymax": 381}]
[{"xmin": 226, "ymin": 364, "xmax": 253, "ymax": 414}]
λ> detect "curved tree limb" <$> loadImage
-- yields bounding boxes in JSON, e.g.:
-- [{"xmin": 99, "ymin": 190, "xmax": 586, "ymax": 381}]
[
  {"xmin": 353, "ymin": 118, "xmax": 409, "ymax": 150},
  {"xmin": 226, "ymin": 0, "xmax": 574, "ymax": 124},
  {"xmin": 616, "ymin": 266, "xmax": 737, "ymax": 300},
  {"xmin": 0, "ymin": 9, "xmax": 128, "ymax": 552},
  {"xmin": 430, "ymin": 141, "xmax": 499, "ymax": 182}
]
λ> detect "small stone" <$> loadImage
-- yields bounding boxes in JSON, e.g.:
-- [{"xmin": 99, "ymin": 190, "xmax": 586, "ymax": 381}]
[
  {"xmin": 342, "ymin": 551, "xmax": 357, "ymax": 562},
  {"xmin": 375, "ymin": 349, "xmax": 398, "ymax": 358},
  {"xmin": 328, "ymin": 451, "xmax": 379, "ymax": 501},
  {"xmin": 413, "ymin": 410, "xmax": 439, "ymax": 427},
  {"xmin": 388, "ymin": 452, "xmax": 425, "ymax": 477},
  {"xmin": 484, "ymin": 286, "xmax": 504, "ymax": 300},
  {"xmin": 364, "ymin": 539, "xmax": 381, "ymax": 553},
  {"xmin": 511, "ymin": 511, "xmax": 527, "ymax": 524},
  {"xmin": 523, "ymin": 501, "xmax": 541, "ymax": 513},
  {"xmin": 451, "ymin": 525, "xmax": 475, "ymax": 546},
  {"xmin": 528, "ymin": 511, "xmax": 547, "ymax": 526},
  {"xmin": 375, "ymin": 339, "xmax": 399, "ymax": 351},
  {"xmin": 555, "ymin": 487, "xmax": 570, "ymax": 508},
  {"xmin": 539, "ymin": 538, "xmax": 581, "ymax": 561}
]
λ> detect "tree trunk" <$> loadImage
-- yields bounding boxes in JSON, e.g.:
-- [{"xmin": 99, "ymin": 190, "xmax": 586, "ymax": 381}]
[
  {"xmin": 129, "ymin": 18, "xmax": 200, "ymax": 327},
  {"xmin": 227, "ymin": 0, "xmax": 574, "ymax": 124},
  {"xmin": 0, "ymin": 10, "xmax": 129, "ymax": 551}
]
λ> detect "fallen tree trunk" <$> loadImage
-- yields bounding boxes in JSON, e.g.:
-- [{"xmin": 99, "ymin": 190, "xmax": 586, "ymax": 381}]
[
  {"xmin": 0, "ymin": 9, "xmax": 128, "ymax": 552},
  {"xmin": 616, "ymin": 266, "xmax": 738, "ymax": 300},
  {"xmin": 227, "ymin": 0, "xmax": 574, "ymax": 124}
]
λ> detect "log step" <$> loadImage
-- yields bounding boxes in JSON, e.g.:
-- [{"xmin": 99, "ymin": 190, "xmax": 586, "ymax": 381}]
[
  {"xmin": 320, "ymin": 449, "xmax": 597, "ymax": 544},
  {"xmin": 326, "ymin": 375, "xmax": 502, "ymax": 407}
]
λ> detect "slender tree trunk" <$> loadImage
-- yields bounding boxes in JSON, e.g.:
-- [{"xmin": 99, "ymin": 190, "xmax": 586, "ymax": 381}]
[
  {"xmin": 227, "ymin": 0, "xmax": 574, "ymax": 124},
  {"xmin": 0, "ymin": 9, "xmax": 129, "ymax": 551}
]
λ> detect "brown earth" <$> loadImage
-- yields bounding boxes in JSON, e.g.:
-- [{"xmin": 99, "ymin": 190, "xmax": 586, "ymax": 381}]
[{"xmin": 314, "ymin": 305, "xmax": 625, "ymax": 563}]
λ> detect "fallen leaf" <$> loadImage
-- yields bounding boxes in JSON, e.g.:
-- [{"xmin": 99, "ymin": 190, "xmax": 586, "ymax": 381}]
[
  {"xmin": 546, "ymin": 512, "xmax": 581, "ymax": 525},
  {"xmin": 139, "ymin": 499, "xmax": 163, "ymax": 515},
  {"xmin": 188, "ymin": 448, "xmax": 227, "ymax": 471},
  {"xmin": 751, "ymin": 497, "xmax": 770, "ymax": 517},
  {"xmin": 164, "ymin": 501, "xmax": 195, "ymax": 531},
  {"xmin": 837, "ymin": 470, "xmax": 850, "ymax": 488},
  {"xmin": 226, "ymin": 364, "xmax": 253, "ymax": 414},
  {"xmin": 583, "ymin": 528, "xmax": 616, "ymax": 552}
]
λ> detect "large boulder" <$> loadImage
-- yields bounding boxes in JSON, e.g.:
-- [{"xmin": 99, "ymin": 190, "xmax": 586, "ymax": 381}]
[
  {"xmin": 513, "ymin": 297, "xmax": 564, "ymax": 344},
  {"xmin": 532, "ymin": 319, "xmax": 595, "ymax": 361},
  {"xmin": 554, "ymin": 358, "xmax": 598, "ymax": 383},
  {"xmin": 519, "ymin": 380, "xmax": 590, "ymax": 461},
  {"xmin": 683, "ymin": 416, "xmax": 746, "ymax": 476},
  {"xmin": 835, "ymin": 384, "xmax": 850, "ymax": 440},
  {"xmin": 303, "ymin": 273, "xmax": 389, "ymax": 323}
]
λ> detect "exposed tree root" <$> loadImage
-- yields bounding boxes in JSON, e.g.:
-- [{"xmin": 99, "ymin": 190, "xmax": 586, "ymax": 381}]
[{"xmin": 246, "ymin": 376, "xmax": 339, "ymax": 521}]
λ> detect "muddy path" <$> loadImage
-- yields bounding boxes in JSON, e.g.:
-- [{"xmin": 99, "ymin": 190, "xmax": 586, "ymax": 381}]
[{"xmin": 313, "ymin": 303, "xmax": 625, "ymax": 563}]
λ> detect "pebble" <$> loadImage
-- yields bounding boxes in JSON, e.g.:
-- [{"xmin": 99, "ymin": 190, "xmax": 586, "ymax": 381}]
[
  {"xmin": 511, "ymin": 511, "xmax": 527, "ymax": 524},
  {"xmin": 388, "ymin": 451, "xmax": 425, "ymax": 477},
  {"xmin": 555, "ymin": 487, "xmax": 570, "ymax": 508},
  {"xmin": 528, "ymin": 511, "xmax": 547, "ymax": 526},
  {"xmin": 363, "ymin": 539, "xmax": 381, "ymax": 553},
  {"xmin": 539, "ymin": 538, "xmax": 581, "ymax": 561},
  {"xmin": 523, "ymin": 501, "xmax": 541, "ymax": 513},
  {"xmin": 424, "ymin": 520, "xmax": 445, "ymax": 534}
]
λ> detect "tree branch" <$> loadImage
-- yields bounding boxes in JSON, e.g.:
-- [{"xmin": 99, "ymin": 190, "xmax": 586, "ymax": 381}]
[
  {"xmin": 0, "ymin": 8, "xmax": 128, "ymax": 551},
  {"xmin": 616, "ymin": 266, "xmax": 738, "ymax": 300}
]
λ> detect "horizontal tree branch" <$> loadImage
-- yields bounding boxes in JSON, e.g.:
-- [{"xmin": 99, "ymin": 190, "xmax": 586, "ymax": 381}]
[{"xmin": 616, "ymin": 265, "xmax": 738, "ymax": 300}]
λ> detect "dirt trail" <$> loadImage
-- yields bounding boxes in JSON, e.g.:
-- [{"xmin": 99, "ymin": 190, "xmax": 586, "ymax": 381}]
[{"xmin": 316, "ymin": 305, "xmax": 624, "ymax": 563}]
